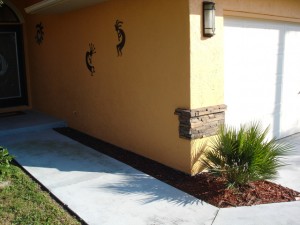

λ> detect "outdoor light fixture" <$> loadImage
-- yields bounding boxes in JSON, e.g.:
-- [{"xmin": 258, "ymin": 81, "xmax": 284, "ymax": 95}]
[{"xmin": 203, "ymin": 1, "xmax": 216, "ymax": 37}]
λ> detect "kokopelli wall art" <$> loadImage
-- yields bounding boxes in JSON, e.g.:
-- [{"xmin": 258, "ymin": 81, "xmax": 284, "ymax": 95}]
[
  {"xmin": 115, "ymin": 20, "xmax": 126, "ymax": 56},
  {"xmin": 35, "ymin": 22, "xmax": 44, "ymax": 45},
  {"xmin": 86, "ymin": 43, "xmax": 96, "ymax": 76}
]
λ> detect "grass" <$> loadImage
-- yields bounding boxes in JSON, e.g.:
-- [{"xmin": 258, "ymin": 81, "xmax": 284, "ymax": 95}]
[{"xmin": 0, "ymin": 163, "xmax": 81, "ymax": 225}]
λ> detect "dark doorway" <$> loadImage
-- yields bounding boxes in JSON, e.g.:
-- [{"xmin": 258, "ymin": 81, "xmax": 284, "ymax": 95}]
[{"xmin": 0, "ymin": 4, "xmax": 28, "ymax": 108}]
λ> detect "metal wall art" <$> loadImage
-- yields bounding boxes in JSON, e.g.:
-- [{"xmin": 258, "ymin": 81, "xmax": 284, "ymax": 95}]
[
  {"xmin": 35, "ymin": 22, "xmax": 44, "ymax": 45},
  {"xmin": 86, "ymin": 43, "xmax": 96, "ymax": 76},
  {"xmin": 115, "ymin": 20, "xmax": 126, "ymax": 56}
]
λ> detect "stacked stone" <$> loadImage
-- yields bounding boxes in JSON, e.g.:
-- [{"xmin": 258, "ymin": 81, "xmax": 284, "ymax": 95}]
[{"xmin": 175, "ymin": 104, "xmax": 227, "ymax": 140}]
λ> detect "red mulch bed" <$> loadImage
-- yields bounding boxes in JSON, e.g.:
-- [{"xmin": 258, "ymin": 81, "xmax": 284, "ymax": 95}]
[
  {"xmin": 176, "ymin": 173, "xmax": 300, "ymax": 208},
  {"xmin": 55, "ymin": 127, "xmax": 300, "ymax": 208}
]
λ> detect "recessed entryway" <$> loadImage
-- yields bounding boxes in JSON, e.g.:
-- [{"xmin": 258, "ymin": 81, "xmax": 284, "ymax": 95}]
[{"xmin": 0, "ymin": 3, "xmax": 28, "ymax": 108}]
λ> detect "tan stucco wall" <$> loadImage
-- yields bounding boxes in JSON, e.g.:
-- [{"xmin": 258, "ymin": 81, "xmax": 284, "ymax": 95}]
[
  {"xmin": 189, "ymin": 0, "xmax": 300, "ymax": 110},
  {"xmin": 5, "ymin": 0, "xmax": 300, "ymax": 174},
  {"xmin": 25, "ymin": 0, "xmax": 192, "ymax": 173},
  {"xmin": 189, "ymin": 0, "xmax": 300, "ymax": 174}
]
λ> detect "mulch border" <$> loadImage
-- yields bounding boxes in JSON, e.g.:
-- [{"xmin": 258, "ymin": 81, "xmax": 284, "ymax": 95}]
[{"xmin": 54, "ymin": 127, "xmax": 300, "ymax": 208}]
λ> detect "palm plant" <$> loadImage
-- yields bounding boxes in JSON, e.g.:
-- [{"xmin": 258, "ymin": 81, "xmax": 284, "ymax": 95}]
[{"xmin": 202, "ymin": 122, "xmax": 292, "ymax": 188}]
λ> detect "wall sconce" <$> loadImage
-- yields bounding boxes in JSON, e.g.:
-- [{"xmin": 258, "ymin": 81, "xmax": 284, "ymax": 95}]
[{"xmin": 203, "ymin": 1, "xmax": 216, "ymax": 37}]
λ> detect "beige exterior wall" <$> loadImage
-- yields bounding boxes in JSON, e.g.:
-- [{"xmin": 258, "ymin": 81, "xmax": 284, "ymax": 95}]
[
  {"xmin": 24, "ymin": 0, "xmax": 192, "ymax": 173},
  {"xmin": 189, "ymin": 0, "xmax": 300, "ymax": 174},
  {"xmin": 189, "ymin": 0, "xmax": 300, "ymax": 112},
  {"xmin": 5, "ymin": 0, "xmax": 300, "ymax": 174}
]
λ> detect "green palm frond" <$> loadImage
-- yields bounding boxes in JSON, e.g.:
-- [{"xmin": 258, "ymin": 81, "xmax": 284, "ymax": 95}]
[{"xmin": 202, "ymin": 122, "xmax": 292, "ymax": 188}]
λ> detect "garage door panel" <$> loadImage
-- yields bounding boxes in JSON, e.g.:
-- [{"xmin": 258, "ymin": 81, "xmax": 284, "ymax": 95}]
[{"xmin": 225, "ymin": 17, "xmax": 300, "ymax": 139}]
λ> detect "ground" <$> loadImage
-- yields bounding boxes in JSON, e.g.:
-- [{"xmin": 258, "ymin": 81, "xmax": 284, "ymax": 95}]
[{"xmin": 56, "ymin": 127, "xmax": 300, "ymax": 208}]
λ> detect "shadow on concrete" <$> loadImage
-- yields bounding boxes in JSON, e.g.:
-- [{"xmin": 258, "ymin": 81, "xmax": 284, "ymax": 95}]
[
  {"xmin": 2, "ymin": 133, "xmax": 204, "ymax": 207},
  {"xmin": 97, "ymin": 172, "xmax": 203, "ymax": 206}
]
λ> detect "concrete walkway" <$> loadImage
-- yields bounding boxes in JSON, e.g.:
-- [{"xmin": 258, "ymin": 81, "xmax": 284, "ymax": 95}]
[{"xmin": 0, "ymin": 111, "xmax": 299, "ymax": 225}]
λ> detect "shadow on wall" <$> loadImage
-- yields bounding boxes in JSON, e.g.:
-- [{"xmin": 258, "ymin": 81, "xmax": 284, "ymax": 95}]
[{"xmin": 191, "ymin": 139, "xmax": 207, "ymax": 175}]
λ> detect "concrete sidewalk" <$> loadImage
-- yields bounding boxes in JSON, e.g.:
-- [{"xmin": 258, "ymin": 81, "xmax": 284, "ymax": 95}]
[{"xmin": 0, "ymin": 111, "xmax": 299, "ymax": 225}]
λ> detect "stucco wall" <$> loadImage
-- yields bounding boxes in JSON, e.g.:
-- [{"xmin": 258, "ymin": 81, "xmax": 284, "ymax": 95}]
[
  {"xmin": 189, "ymin": 0, "xmax": 300, "ymax": 174},
  {"xmin": 7, "ymin": 0, "xmax": 300, "ymax": 175},
  {"xmin": 25, "ymin": 0, "xmax": 191, "ymax": 173},
  {"xmin": 189, "ymin": 0, "xmax": 300, "ymax": 109}
]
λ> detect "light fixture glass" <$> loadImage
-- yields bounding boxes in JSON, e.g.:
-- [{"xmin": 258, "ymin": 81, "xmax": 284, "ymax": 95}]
[{"xmin": 203, "ymin": 1, "xmax": 216, "ymax": 37}]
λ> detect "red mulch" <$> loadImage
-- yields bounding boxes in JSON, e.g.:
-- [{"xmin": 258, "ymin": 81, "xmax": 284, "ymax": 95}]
[
  {"xmin": 55, "ymin": 127, "xmax": 300, "ymax": 208},
  {"xmin": 173, "ymin": 172, "xmax": 300, "ymax": 208}
]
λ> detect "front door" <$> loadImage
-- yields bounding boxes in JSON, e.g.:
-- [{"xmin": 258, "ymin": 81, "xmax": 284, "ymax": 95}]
[{"xmin": 0, "ymin": 25, "xmax": 28, "ymax": 108}]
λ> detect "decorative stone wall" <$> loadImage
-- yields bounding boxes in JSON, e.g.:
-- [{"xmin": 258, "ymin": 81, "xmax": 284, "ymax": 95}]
[{"xmin": 175, "ymin": 105, "xmax": 227, "ymax": 140}]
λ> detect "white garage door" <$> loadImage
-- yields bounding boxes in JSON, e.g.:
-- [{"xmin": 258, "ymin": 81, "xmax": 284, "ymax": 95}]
[{"xmin": 224, "ymin": 17, "xmax": 300, "ymax": 139}]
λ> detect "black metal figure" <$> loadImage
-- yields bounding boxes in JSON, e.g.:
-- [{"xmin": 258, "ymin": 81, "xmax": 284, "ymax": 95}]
[
  {"xmin": 115, "ymin": 20, "xmax": 126, "ymax": 56},
  {"xmin": 86, "ymin": 43, "xmax": 96, "ymax": 75},
  {"xmin": 35, "ymin": 22, "xmax": 44, "ymax": 45}
]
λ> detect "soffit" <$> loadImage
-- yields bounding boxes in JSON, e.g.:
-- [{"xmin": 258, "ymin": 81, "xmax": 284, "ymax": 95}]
[{"xmin": 25, "ymin": 0, "xmax": 108, "ymax": 14}]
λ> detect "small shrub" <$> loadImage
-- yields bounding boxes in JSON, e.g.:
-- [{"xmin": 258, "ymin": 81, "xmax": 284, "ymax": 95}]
[
  {"xmin": 202, "ymin": 122, "xmax": 292, "ymax": 188},
  {"xmin": 0, "ymin": 146, "xmax": 14, "ymax": 175}
]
